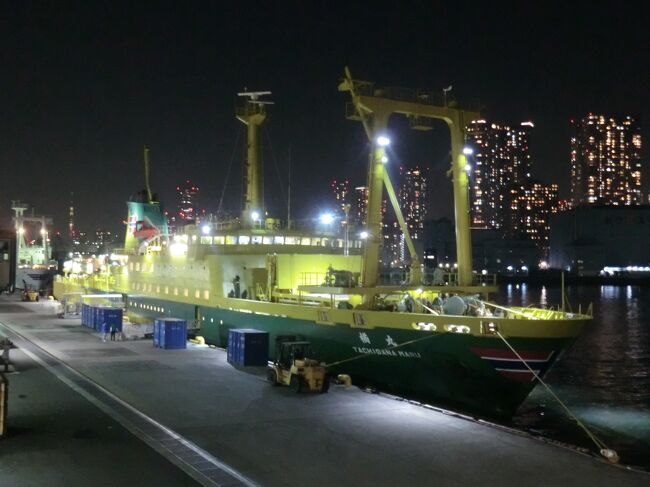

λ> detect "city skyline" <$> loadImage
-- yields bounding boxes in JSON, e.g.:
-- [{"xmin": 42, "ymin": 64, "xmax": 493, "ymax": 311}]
[{"xmin": 0, "ymin": 3, "xmax": 647, "ymax": 234}]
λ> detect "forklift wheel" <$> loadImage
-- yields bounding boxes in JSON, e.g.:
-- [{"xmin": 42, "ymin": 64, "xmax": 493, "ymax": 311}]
[
  {"xmin": 290, "ymin": 375, "xmax": 302, "ymax": 393},
  {"xmin": 320, "ymin": 378, "xmax": 330, "ymax": 394},
  {"xmin": 267, "ymin": 368, "xmax": 279, "ymax": 385}
]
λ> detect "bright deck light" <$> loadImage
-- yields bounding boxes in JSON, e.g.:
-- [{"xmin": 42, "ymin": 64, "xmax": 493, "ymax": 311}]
[
  {"xmin": 464, "ymin": 163, "xmax": 472, "ymax": 172},
  {"xmin": 359, "ymin": 231, "xmax": 369, "ymax": 239},
  {"xmin": 320, "ymin": 213, "xmax": 334, "ymax": 225},
  {"xmin": 376, "ymin": 135, "xmax": 391, "ymax": 147},
  {"xmin": 381, "ymin": 155, "xmax": 389, "ymax": 163},
  {"xmin": 463, "ymin": 146, "xmax": 474, "ymax": 155},
  {"xmin": 201, "ymin": 224, "xmax": 211, "ymax": 235},
  {"xmin": 251, "ymin": 211, "xmax": 260, "ymax": 221}
]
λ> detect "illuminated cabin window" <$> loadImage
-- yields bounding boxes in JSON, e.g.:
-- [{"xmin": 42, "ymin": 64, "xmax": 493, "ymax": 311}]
[
  {"xmin": 129, "ymin": 262, "xmax": 134, "ymax": 271},
  {"xmin": 213, "ymin": 236, "xmax": 225, "ymax": 245},
  {"xmin": 135, "ymin": 263, "xmax": 140, "ymax": 271},
  {"xmin": 156, "ymin": 285, "xmax": 160, "ymax": 293},
  {"xmin": 274, "ymin": 236, "xmax": 285, "ymax": 245},
  {"xmin": 251, "ymin": 236, "xmax": 263, "ymax": 245},
  {"xmin": 161, "ymin": 308, "xmax": 165, "ymax": 313},
  {"xmin": 200, "ymin": 236, "xmax": 213, "ymax": 245},
  {"xmin": 239, "ymin": 235, "xmax": 251, "ymax": 245},
  {"xmin": 204, "ymin": 290, "xmax": 209, "ymax": 300},
  {"xmin": 263, "ymin": 236, "xmax": 273, "ymax": 245},
  {"xmin": 133, "ymin": 282, "xmax": 138, "ymax": 290},
  {"xmin": 301, "ymin": 237, "xmax": 311, "ymax": 246},
  {"xmin": 195, "ymin": 289, "xmax": 200, "ymax": 299},
  {"xmin": 191, "ymin": 235, "xmax": 197, "ymax": 242},
  {"xmin": 150, "ymin": 263, "xmax": 154, "ymax": 272},
  {"xmin": 312, "ymin": 238, "xmax": 321, "ymax": 246},
  {"xmin": 184, "ymin": 288, "xmax": 189, "ymax": 297},
  {"xmin": 173, "ymin": 287, "xmax": 178, "ymax": 296},
  {"xmin": 225, "ymin": 236, "xmax": 237, "ymax": 245},
  {"xmin": 336, "ymin": 239, "xmax": 343, "ymax": 248},
  {"xmin": 285, "ymin": 236, "xmax": 299, "ymax": 245},
  {"xmin": 321, "ymin": 238, "xmax": 329, "ymax": 247},
  {"xmin": 164, "ymin": 286, "xmax": 169, "ymax": 294},
  {"xmin": 148, "ymin": 284, "xmax": 153, "ymax": 292}
]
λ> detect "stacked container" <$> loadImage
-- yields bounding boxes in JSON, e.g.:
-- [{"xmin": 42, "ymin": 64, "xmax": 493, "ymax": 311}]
[
  {"xmin": 80, "ymin": 305, "xmax": 123, "ymax": 332},
  {"xmin": 153, "ymin": 318, "xmax": 187, "ymax": 349},
  {"xmin": 227, "ymin": 329, "xmax": 269, "ymax": 366}
]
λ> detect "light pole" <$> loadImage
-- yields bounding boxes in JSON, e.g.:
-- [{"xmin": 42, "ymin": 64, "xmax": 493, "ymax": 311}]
[{"xmin": 343, "ymin": 204, "xmax": 351, "ymax": 256}]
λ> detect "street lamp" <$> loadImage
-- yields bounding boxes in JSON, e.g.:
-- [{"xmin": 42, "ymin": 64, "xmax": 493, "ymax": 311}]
[
  {"xmin": 343, "ymin": 204, "xmax": 351, "ymax": 256},
  {"xmin": 319, "ymin": 213, "xmax": 334, "ymax": 225}
]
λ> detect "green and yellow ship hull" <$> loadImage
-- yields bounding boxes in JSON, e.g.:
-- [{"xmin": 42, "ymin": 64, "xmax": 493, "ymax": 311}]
[{"xmin": 55, "ymin": 278, "xmax": 588, "ymax": 419}]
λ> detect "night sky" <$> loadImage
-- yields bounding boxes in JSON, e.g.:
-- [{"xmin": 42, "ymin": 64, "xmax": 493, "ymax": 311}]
[{"xmin": 1, "ymin": 1, "xmax": 647, "ymax": 233}]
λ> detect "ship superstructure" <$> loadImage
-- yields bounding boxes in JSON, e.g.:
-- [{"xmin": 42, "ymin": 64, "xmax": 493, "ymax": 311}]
[{"xmin": 55, "ymin": 70, "xmax": 591, "ymax": 419}]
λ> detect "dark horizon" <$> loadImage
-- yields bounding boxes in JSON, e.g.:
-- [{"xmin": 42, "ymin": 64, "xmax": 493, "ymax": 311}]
[{"xmin": 1, "ymin": 1, "xmax": 647, "ymax": 233}]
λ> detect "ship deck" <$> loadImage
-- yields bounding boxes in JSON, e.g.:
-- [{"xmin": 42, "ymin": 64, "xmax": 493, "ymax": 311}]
[{"xmin": 0, "ymin": 296, "xmax": 647, "ymax": 487}]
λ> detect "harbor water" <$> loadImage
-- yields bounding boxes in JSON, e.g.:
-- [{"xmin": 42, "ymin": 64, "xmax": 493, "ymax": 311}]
[{"xmin": 503, "ymin": 284, "xmax": 650, "ymax": 470}]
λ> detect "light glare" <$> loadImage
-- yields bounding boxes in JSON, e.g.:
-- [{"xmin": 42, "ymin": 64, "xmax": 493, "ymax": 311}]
[{"xmin": 376, "ymin": 135, "xmax": 391, "ymax": 147}]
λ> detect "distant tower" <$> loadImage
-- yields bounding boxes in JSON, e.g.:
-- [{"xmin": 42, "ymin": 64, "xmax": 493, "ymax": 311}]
[
  {"xmin": 570, "ymin": 114, "xmax": 642, "ymax": 206},
  {"xmin": 330, "ymin": 179, "xmax": 351, "ymax": 213},
  {"xmin": 354, "ymin": 186, "xmax": 369, "ymax": 225},
  {"xmin": 177, "ymin": 180, "xmax": 199, "ymax": 222},
  {"xmin": 398, "ymin": 165, "xmax": 428, "ymax": 241},
  {"xmin": 465, "ymin": 120, "xmax": 533, "ymax": 229},
  {"xmin": 68, "ymin": 192, "xmax": 75, "ymax": 237}
]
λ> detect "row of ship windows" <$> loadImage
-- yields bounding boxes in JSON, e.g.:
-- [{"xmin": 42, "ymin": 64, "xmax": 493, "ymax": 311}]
[
  {"xmin": 131, "ymin": 302, "xmax": 166, "ymax": 313},
  {"xmin": 130, "ymin": 262, "xmax": 208, "ymax": 272},
  {"xmin": 131, "ymin": 281, "xmax": 210, "ymax": 300},
  {"xmin": 199, "ymin": 235, "xmax": 363, "ymax": 248}
]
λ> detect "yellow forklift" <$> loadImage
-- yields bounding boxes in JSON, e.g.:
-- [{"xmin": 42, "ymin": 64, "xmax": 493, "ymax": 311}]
[{"xmin": 267, "ymin": 339, "xmax": 329, "ymax": 393}]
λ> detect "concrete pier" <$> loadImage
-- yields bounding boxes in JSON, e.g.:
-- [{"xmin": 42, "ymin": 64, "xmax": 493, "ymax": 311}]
[{"xmin": 0, "ymin": 297, "xmax": 647, "ymax": 486}]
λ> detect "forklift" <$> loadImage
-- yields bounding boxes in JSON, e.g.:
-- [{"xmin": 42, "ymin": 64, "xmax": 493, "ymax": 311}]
[
  {"xmin": 267, "ymin": 338, "xmax": 329, "ymax": 393},
  {"xmin": 21, "ymin": 282, "xmax": 39, "ymax": 302}
]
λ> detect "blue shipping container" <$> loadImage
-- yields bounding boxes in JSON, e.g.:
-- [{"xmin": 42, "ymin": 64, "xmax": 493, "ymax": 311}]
[
  {"xmin": 154, "ymin": 318, "xmax": 187, "ymax": 349},
  {"xmin": 81, "ymin": 304, "xmax": 88, "ymax": 326},
  {"xmin": 94, "ymin": 307, "xmax": 123, "ymax": 333},
  {"xmin": 227, "ymin": 329, "xmax": 269, "ymax": 366}
]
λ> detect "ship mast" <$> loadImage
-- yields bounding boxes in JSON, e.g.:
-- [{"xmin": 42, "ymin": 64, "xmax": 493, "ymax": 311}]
[
  {"xmin": 144, "ymin": 145, "xmax": 153, "ymax": 203},
  {"xmin": 339, "ymin": 67, "xmax": 480, "ymax": 287},
  {"xmin": 236, "ymin": 91, "xmax": 273, "ymax": 225}
]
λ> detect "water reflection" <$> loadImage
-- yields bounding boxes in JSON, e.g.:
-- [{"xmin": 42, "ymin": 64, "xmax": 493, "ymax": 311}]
[{"xmin": 502, "ymin": 284, "xmax": 650, "ymax": 468}]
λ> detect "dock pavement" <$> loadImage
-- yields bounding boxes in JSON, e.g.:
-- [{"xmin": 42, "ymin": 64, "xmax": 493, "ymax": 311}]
[{"xmin": 0, "ymin": 297, "xmax": 647, "ymax": 487}]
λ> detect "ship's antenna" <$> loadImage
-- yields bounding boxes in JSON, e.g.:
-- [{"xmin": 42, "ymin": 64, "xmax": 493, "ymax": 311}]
[{"xmin": 144, "ymin": 145, "xmax": 153, "ymax": 203}]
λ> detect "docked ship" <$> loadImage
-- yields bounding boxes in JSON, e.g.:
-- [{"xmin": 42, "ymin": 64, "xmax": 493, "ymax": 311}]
[
  {"xmin": 54, "ymin": 70, "xmax": 591, "ymax": 419},
  {"xmin": 12, "ymin": 201, "xmax": 56, "ymax": 292}
]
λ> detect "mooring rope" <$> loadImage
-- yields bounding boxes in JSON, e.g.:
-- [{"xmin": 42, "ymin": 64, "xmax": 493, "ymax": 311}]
[{"xmin": 495, "ymin": 331, "xmax": 619, "ymax": 463}]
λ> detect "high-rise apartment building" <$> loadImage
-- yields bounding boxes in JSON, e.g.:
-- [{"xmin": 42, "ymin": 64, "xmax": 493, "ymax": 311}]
[
  {"xmin": 570, "ymin": 114, "xmax": 642, "ymax": 206},
  {"xmin": 465, "ymin": 120, "xmax": 533, "ymax": 229},
  {"xmin": 508, "ymin": 181, "xmax": 559, "ymax": 253},
  {"xmin": 177, "ymin": 180, "xmax": 200, "ymax": 221},
  {"xmin": 354, "ymin": 186, "xmax": 369, "ymax": 226},
  {"xmin": 398, "ymin": 165, "xmax": 428, "ymax": 241},
  {"xmin": 330, "ymin": 179, "xmax": 351, "ymax": 213}
]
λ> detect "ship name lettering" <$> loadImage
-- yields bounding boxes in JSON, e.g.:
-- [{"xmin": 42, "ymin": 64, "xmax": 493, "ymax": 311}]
[{"xmin": 352, "ymin": 346, "xmax": 421, "ymax": 359}]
